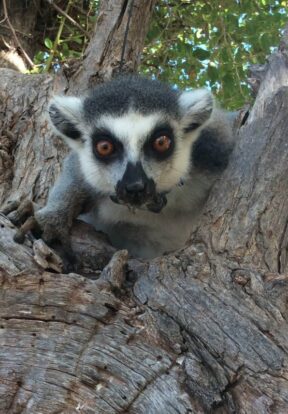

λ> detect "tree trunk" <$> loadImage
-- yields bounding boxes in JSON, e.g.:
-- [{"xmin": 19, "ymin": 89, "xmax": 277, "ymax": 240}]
[
  {"xmin": 1, "ymin": 2, "xmax": 288, "ymax": 413},
  {"xmin": 0, "ymin": 0, "xmax": 53, "ymax": 71}
]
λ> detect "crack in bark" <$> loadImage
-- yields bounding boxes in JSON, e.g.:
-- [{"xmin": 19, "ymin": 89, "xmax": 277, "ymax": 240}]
[
  {"xmin": 1, "ymin": 316, "xmax": 76, "ymax": 325},
  {"xmin": 277, "ymin": 218, "xmax": 288, "ymax": 273},
  {"xmin": 117, "ymin": 0, "xmax": 129, "ymax": 29},
  {"xmin": 120, "ymin": 359, "xmax": 177, "ymax": 413}
]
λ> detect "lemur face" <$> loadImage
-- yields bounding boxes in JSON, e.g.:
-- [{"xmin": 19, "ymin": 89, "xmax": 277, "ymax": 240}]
[{"xmin": 49, "ymin": 76, "xmax": 213, "ymax": 212}]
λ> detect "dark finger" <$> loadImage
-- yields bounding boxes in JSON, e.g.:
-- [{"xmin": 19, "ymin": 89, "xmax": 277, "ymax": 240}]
[
  {"xmin": 13, "ymin": 216, "xmax": 42, "ymax": 244},
  {"xmin": 8, "ymin": 200, "xmax": 34, "ymax": 226},
  {"xmin": 0, "ymin": 200, "xmax": 21, "ymax": 216}
]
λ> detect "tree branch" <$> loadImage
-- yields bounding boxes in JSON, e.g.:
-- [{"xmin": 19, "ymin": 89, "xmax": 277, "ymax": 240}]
[
  {"xmin": 1, "ymin": 0, "xmax": 34, "ymax": 69},
  {"xmin": 45, "ymin": 0, "xmax": 90, "ymax": 39}
]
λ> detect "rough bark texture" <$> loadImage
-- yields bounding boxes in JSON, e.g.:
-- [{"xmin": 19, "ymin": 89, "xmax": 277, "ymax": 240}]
[
  {"xmin": 1, "ymin": 2, "xmax": 288, "ymax": 414},
  {"xmin": 69, "ymin": 0, "xmax": 157, "ymax": 93}
]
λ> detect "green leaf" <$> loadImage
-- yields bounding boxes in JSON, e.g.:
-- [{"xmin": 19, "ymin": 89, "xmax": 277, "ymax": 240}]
[
  {"xmin": 193, "ymin": 47, "xmax": 210, "ymax": 60},
  {"xmin": 44, "ymin": 38, "xmax": 53, "ymax": 50},
  {"xmin": 207, "ymin": 65, "xmax": 219, "ymax": 83},
  {"xmin": 73, "ymin": 36, "xmax": 83, "ymax": 45}
]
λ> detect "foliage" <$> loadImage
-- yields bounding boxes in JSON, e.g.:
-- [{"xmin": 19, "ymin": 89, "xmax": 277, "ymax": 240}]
[
  {"xmin": 141, "ymin": 0, "xmax": 287, "ymax": 109},
  {"xmin": 31, "ymin": 0, "xmax": 286, "ymax": 109},
  {"xmin": 32, "ymin": 0, "xmax": 99, "ymax": 73}
]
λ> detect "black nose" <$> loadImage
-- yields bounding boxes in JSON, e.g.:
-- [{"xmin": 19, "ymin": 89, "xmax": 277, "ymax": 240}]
[
  {"xmin": 115, "ymin": 161, "xmax": 157, "ymax": 206},
  {"xmin": 125, "ymin": 180, "xmax": 145, "ymax": 193}
]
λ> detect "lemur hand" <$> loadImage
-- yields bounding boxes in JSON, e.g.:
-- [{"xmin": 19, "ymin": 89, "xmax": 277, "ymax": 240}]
[{"xmin": 1, "ymin": 199, "xmax": 76, "ymax": 271}]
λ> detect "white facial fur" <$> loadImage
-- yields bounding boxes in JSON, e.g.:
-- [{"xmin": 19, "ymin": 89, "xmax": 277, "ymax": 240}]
[
  {"xmin": 78, "ymin": 110, "xmax": 209, "ymax": 195},
  {"xmin": 49, "ymin": 88, "xmax": 214, "ymax": 196},
  {"xmin": 79, "ymin": 112, "xmax": 162, "ymax": 194}
]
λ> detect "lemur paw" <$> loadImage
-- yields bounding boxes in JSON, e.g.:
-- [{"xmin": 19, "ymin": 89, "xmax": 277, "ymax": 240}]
[
  {"xmin": 1, "ymin": 199, "xmax": 41, "ymax": 242},
  {"xmin": 1, "ymin": 199, "xmax": 77, "ymax": 273}
]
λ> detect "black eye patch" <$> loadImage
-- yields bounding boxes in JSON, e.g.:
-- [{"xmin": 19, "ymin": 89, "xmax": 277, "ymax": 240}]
[
  {"xmin": 143, "ymin": 123, "xmax": 175, "ymax": 161},
  {"xmin": 91, "ymin": 128, "xmax": 123, "ymax": 163}
]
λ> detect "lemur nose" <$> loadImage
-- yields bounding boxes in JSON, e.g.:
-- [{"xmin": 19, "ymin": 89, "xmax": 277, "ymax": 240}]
[{"xmin": 125, "ymin": 181, "xmax": 146, "ymax": 193}]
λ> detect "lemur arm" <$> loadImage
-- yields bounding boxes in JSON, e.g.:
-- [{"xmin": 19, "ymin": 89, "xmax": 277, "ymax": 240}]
[
  {"xmin": 3, "ymin": 152, "xmax": 96, "ymax": 251},
  {"xmin": 34, "ymin": 152, "xmax": 96, "ymax": 246}
]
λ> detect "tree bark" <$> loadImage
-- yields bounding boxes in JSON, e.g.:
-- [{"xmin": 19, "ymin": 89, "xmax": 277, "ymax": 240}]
[{"xmin": 1, "ymin": 2, "xmax": 288, "ymax": 414}]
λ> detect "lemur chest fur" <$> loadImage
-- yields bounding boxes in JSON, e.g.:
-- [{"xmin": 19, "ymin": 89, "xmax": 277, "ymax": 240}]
[{"xmin": 84, "ymin": 174, "xmax": 213, "ymax": 258}]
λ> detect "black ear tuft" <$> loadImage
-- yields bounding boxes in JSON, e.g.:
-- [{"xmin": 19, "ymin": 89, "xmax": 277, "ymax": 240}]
[
  {"xmin": 48, "ymin": 96, "xmax": 83, "ymax": 144},
  {"xmin": 183, "ymin": 122, "xmax": 201, "ymax": 133},
  {"xmin": 49, "ymin": 104, "xmax": 81, "ymax": 140}
]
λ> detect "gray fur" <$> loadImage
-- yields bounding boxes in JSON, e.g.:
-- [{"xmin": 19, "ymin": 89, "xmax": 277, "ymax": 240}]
[
  {"xmin": 83, "ymin": 76, "xmax": 181, "ymax": 120},
  {"xmin": 39, "ymin": 76, "xmax": 234, "ymax": 259},
  {"xmin": 35, "ymin": 153, "xmax": 96, "ymax": 246},
  {"xmin": 192, "ymin": 109, "xmax": 234, "ymax": 172}
]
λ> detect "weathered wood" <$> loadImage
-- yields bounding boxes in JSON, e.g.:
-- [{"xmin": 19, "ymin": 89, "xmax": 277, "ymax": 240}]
[
  {"xmin": 0, "ymin": 214, "xmax": 115, "ymax": 276},
  {"xmin": 69, "ymin": 0, "xmax": 157, "ymax": 93},
  {"xmin": 0, "ymin": 70, "xmax": 58, "ymax": 206},
  {"xmin": 1, "ymin": 3, "xmax": 288, "ymax": 414}
]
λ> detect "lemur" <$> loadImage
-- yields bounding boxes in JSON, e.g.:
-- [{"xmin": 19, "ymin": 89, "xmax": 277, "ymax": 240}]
[{"xmin": 21, "ymin": 76, "xmax": 235, "ymax": 259}]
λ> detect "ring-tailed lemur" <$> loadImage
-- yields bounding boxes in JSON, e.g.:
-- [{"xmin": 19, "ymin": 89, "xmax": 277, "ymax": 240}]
[{"xmin": 35, "ymin": 76, "xmax": 234, "ymax": 259}]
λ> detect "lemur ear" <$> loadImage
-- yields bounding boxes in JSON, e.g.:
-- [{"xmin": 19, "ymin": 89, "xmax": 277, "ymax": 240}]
[
  {"xmin": 178, "ymin": 89, "xmax": 214, "ymax": 133},
  {"xmin": 48, "ymin": 96, "xmax": 83, "ymax": 148}
]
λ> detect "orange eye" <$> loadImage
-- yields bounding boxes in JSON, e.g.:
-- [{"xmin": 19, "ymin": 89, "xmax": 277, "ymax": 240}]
[
  {"xmin": 152, "ymin": 135, "xmax": 171, "ymax": 153},
  {"xmin": 95, "ymin": 140, "xmax": 114, "ymax": 157}
]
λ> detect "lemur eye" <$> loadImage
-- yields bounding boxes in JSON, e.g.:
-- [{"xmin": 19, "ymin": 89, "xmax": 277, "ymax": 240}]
[
  {"xmin": 152, "ymin": 135, "xmax": 171, "ymax": 153},
  {"xmin": 95, "ymin": 140, "xmax": 114, "ymax": 157}
]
